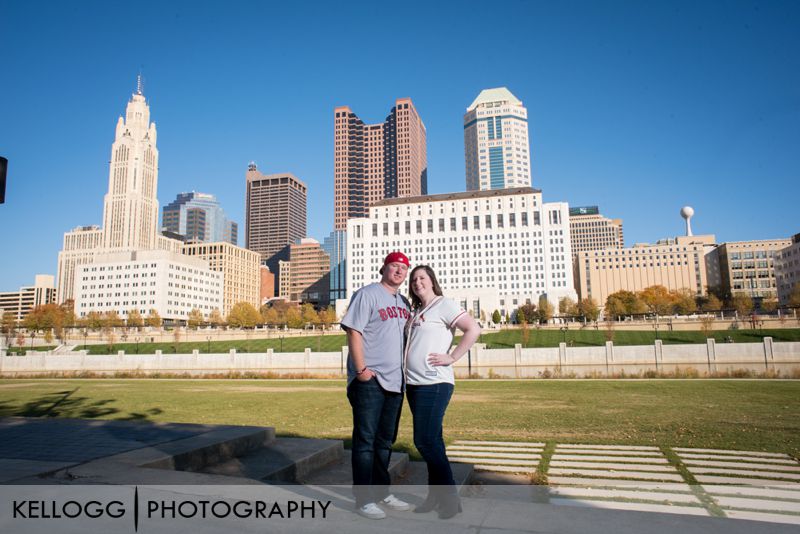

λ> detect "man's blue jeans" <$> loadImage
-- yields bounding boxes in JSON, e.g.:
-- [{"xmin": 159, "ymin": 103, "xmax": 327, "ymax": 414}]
[
  {"xmin": 406, "ymin": 382, "xmax": 455, "ymax": 488},
  {"xmin": 347, "ymin": 377, "xmax": 403, "ymax": 507}
]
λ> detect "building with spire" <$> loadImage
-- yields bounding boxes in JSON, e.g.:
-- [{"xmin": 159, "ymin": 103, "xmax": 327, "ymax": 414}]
[
  {"xmin": 56, "ymin": 78, "xmax": 223, "ymax": 322},
  {"xmin": 464, "ymin": 87, "xmax": 531, "ymax": 191}
]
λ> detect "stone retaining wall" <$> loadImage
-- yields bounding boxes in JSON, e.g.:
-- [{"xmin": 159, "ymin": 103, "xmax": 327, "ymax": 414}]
[{"xmin": 1, "ymin": 339, "xmax": 798, "ymax": 378}]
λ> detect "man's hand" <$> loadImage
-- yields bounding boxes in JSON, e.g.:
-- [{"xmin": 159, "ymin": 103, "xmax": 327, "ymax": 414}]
[{"xmin": 356, "ymin": 368, "xmax": 376, "ymax": 381}]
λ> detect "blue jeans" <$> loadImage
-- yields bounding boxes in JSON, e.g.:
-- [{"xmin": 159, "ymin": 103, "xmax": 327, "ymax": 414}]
[
  {"xmin": 347, "ymin": 377, "xmax": 403, "ymax": 506},
  {"xmin": 407, "ymin": 382, "xmax": 455, "ymax": 488}
]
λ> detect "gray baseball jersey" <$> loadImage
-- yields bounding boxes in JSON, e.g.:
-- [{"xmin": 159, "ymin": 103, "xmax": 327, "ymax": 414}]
[{"xmin": 341, "ymin": 282, "xmax": 410, "ymax": 392}]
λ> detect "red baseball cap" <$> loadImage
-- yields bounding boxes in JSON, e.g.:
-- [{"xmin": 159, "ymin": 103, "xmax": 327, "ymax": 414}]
[{"xmin": 379, "ymin": 251, "xmax": 410, "ymax": 274}]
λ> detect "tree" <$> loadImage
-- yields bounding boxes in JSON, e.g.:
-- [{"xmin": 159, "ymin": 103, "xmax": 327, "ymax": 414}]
[
  {"xmin": 285, "ymin": 306, "xmax": 304, "ymax": 329},
  {"xmin": 319, "ymin": 306, "xmax": 337, "ymax": 328},
  {"xmin": 127, "ymin": 309, "xmax": 144, "ymax": 329},
  {"xmin": 227, "ymin": 302, "xmax": 260, "ymax": 328},
  {"xmin": 515, "ymin": 306, "xmax": 527, "ymax": 324},
  {"xmin": 639, "ymin": 285, "xmax": 674, "ymax": 316},
  {"xmin": 700, "ymin": 316, "xmax": 715, "ymax": 338},
  {"xmin": 672, "ymin": 289, "xmax": 697, "ymax": 315},
  {"xmin": 537, "ymin": 295, "xmax": 554, "ymax": 324},
  {"xmin": 492, "ymin": 310, "xmax": 501, "ymax": 325},
  {"xmin": 517, "ymin": 303, "xmax": 537, "ymax": 325},
  {"xmin": 301, "ymin": 303, "xmax": 320, "ymax": 326},
  {"xmin": 2, "ymin": 312, "xmax": 18, "ymax": 347},
  {"xmin": 604, "ymin": 294, "xmax": 626, "ymax": 319},
  {"xmin": 146, "ymin": 309, "xmax": 163, "ymax": 329},
  {"xmin": 22, "ymin": 304, "xmax": 63, "ymax": 332},
  {"xmin": 577, "ymin": 298, "xmax": 600, "ymax": 322},
  {"xmin": 702, "ymin": 294, "xmax": 723, "ymax": 312},
  {"xmin": 187, "ymin": 308, "xmax": 204, "ymax": 329},
  {"xmin": 788, "ymin": 283, "xmax": 800, "ymax": 308},
  {"xmin": 760, "ymin": 298, "xmax": 778, "ymax": 313},
  {"xmin": 104, "ymin": 310, "xmax": 124, "ymax": 328},
  {"xmin": 61, "ymin": 300, "xmax": 77, "ymax": 329},
  {"xmin": 86, "ymin": 311, "xmax": 104, "ymax": 330},
  {"xmin": 261, "ymin": 306, "xmax": 279, "ymax": 326},
  {"xmin": 731, "ymin": 294, "xmax": 754, "ymax": 317},
  {"xmin": 559, "ymin": 297, "xmax": 579, "ymax": 317},
  {"xmin": 605, "ymin": 290, "xmax": 646, "ymax": 318},
  {"xmin": 208, "ymin": 308, "xmax": 224, "ymax": 327}
]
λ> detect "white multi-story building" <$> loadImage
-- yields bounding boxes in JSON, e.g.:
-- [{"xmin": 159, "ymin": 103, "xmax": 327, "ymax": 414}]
[
  {"xmin": 464, "ymin": 87, "xmax": 531, "ymax": 191},
  {"xmin": 345, "ymin": 187, "xmax": 576, "ymax": 320},
  {"xmin": 0, "ymin": 275, "xmax": 57, "ymax": 322},
  {"xmin": 774, "ymin": 233, "xmax": 800, "ymax": 306},
  {"xmin": 73, "ymin": 250, "xmax": 222, "ymax": 321}
]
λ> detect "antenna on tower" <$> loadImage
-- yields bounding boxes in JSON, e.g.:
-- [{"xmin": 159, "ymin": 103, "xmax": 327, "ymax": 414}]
[{"xmin": 136, "ymin": 70, "xmax": 144, "ymax": 95}]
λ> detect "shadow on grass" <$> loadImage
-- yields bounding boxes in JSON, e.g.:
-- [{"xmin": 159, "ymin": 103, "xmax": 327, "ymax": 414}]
[{"xmin": 0, "ymin": 387, "xmax": 163, "ymax": 422}]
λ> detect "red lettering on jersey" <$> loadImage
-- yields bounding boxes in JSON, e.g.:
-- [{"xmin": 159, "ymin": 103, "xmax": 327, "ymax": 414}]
[{"xmin": 378, "ymin": 309, "xmax": 388, "ymax": 321}]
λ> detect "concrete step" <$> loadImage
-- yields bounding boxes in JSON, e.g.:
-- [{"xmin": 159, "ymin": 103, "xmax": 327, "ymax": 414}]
[
  {"xmin": 302, "ymin": 450, "xmax": 410, "ymax": 485},
  {"xmin": 141, "ymin": 425, "xmax": 275, "ymax": 472},
  {"xmin": 201, "ymin": 437, "xmax": 343, "ymax": 482}
]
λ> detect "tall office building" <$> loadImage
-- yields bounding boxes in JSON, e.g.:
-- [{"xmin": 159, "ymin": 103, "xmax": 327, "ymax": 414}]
[
  {"xmin": 333, "ymin": 98, "xmax": 427, "ymax": 230},
  {"xmin": 162, "ymin": 192, "xmax": 238, "ymax": 245},
  {"xmin": 464, "ymin": 87, "xmax": 531, "ymax": 191},
  {"xmin": 57, "ymin": 78, "xmax": 215, "ymax": 323},
  {"xmin": 245, "ymin": 164, "xmax": 307, "ymax": 294},
  {"xmin": 322, "ymin": 230, "xmax": 347, "ymax": 303},
  {"xmin": 57, "ymin": 78, "xmax": 184, "ymax": 303}
]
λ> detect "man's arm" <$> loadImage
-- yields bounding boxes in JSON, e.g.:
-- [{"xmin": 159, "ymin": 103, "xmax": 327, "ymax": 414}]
[{"xmin": 347, "ymin": 328, "xmax": 375, "ymax": 381}]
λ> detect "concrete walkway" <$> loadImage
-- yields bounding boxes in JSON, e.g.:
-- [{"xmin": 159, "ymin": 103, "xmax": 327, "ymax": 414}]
[{"xmin": 1, "ymin": 418, "xmax": 798, "ymax": 533}]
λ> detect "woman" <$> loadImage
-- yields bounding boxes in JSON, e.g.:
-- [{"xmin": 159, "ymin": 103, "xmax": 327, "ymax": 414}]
[{"xmin": 405, "ymin": 265, "xmax": 481, "ymax": 519}]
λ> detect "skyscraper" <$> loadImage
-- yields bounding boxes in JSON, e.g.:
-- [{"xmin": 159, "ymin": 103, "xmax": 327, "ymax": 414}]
[
  {"xmin": 57, "ymin": 77, "xmax": 184, "ymax": 304},
  {"xmin": 464, "ymin": 87, "xmax": 531, "ymax": 191},
  {"xmin": 333, "ymin": 98, "xmax": 427, "ymax": 230},
  {"xmin": 244, "ymin": 164, "xmax": 307, "ymax": 291},
  {"xmin": 102, "ymin": 77, "xmax": 160, "ymax": 250},
  {"xmin": 162, "ymin": 192, "xmax": 238, "ymax": 245}
]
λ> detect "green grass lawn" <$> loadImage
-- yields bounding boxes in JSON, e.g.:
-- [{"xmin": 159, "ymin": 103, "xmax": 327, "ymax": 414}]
[
  {"xmin": 67, "ymin": 327, "xmax": 800, "ymax": 354},
  {"xmin": 1, "ymin": 379, "xmax": 797, "ymax": 459}
]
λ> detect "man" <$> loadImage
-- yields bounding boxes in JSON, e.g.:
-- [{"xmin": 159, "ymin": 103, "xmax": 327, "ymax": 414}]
[{"xmin": 341, "ymin": 251, "xmax": 412, "ymax": 519}]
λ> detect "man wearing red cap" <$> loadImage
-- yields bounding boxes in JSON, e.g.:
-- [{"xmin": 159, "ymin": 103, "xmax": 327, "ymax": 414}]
[{"xmin": 341, "ymin": 251, "xmax": 412, "ymax": 519}]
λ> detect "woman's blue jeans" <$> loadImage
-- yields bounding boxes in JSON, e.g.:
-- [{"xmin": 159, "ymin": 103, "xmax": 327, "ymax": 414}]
[
  {"xmin": 407, "ymin": 382, "xmax": 455, "ymax": 488},
  {"xmin": 347, "ymin": 377, "xmax": 403, "ymax": 506}
]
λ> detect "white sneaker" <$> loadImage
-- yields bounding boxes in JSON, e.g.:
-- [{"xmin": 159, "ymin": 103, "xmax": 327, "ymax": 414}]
[
  {"xmin": 380, "ymin": 494, "xmax": 411, "ymax": 511},
  {"xmin": 357, "ymin": 502, "xmax": 386, "ymax": 519}
]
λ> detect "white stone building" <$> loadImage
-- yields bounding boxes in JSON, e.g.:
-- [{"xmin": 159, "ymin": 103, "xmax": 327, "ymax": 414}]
[
  {"xmin": 73, "ymin": 250, "xmax": 222, "ymax": 322},
  {"xmin": 774, "ymin": 233, "xmax": 800, "ymax": 306},
  {"xmin": 464, "ymin": 87, "xmax": 531, "ymax": 191},
  {"xmin": 345, "ymin": 187, "xmax": 576, "ymax": 320}
]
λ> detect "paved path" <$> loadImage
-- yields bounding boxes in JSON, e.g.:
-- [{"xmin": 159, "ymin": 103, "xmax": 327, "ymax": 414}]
[{"xmin": 448, "ymin": 440, "xmax": 800, "ymax": 526}]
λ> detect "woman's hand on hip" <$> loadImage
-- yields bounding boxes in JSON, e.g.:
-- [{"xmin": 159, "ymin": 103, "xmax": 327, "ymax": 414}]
[{"xmin": 428, "ymin": 353, "xmax": 455, "ymax": 366}]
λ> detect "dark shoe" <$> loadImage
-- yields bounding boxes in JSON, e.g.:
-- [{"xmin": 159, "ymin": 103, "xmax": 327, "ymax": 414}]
[
  {"xmin": 437, "ymin": 493, "xmax": 461, "ymax": 519},
  {"xmin": 413, "ymin": 491, "xmax": 439, "ymax": 513}
]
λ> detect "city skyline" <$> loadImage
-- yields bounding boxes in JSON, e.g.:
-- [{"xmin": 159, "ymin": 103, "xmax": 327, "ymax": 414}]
[{"xmin": 1, "ymin": 1, "xmax": 799, "ymax": 291}]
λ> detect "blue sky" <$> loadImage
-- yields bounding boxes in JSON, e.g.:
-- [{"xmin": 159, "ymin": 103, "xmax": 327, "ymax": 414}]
[{"xmin": 1, "ymin": 0, "xmax": 798, "ymax": 291}]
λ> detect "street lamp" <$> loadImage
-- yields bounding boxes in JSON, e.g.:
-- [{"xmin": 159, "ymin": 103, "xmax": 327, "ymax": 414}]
[
  {"xmin": 29, "ymin": 331, "xmax": 35, "ymax": 351},
  {"xmin": 206, "ymin": 335, "xmax": 211, "ymax": 354},
  {"xmin": 135, "ymin": 336, "xmax": 140, "ymax": 354},
  {"xmin": 560, "ymin": 326, "xmax": 567, "ymax": 344}
]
